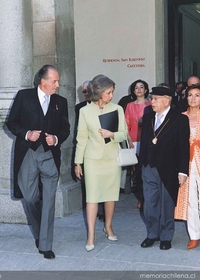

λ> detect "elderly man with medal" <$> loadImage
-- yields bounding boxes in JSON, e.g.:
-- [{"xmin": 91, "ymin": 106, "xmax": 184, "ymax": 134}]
[{"xmin": 139, "ymin": 86, "xmax": 190, "ymax": 250}]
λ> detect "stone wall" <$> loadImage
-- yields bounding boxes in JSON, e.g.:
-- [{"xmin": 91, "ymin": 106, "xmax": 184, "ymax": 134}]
[
  {"xmin": 0, "ymin": 0, "xmax": 82, "ymax": 224},
  {"xmin": 0, "ymin": 0, "xmax": 169, "ymax": 224}
]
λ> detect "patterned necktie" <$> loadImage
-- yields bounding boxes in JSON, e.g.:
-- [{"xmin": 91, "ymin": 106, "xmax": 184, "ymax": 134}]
[
  {"xmin": 42, "ymin": 94, "xmax": 49, "ymax": 115},
  {"xmin": 154, "ymin": 114, "xmax": 163, "ymax": 131}
]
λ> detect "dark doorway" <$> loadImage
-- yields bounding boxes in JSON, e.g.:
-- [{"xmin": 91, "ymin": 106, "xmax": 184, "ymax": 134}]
[{"xmin": 168, "ymin": 0, "xmax": 200, "ymax": 90}]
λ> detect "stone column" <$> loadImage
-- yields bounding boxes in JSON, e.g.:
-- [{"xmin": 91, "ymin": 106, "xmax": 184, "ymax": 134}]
[
  {"xmin": 0, "ymin": 0, "xmax": 81, "ymax": 223},
  {"xmin": 32, "ymin": 0, "xmax": 81, "ymax": 218},
  {"xmin": 0, "ymin": 1, "xmax": 33, "ymax": 88},
  {"xmin": 54, "ymin": 0, "xmax": 81, "ymax": 216},
  {"xmin": 155, "ymin": 0, "xmax": 167, "ymax": 84},
  {"xmin": 0, "ymin": 0, "xmax": 33, "ymax": 223}
]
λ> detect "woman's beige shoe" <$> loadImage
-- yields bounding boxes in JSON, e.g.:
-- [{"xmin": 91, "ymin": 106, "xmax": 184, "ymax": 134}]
[
  {"xmin": 107, "ymin": 235, "xmax": 118, "ymax": 241},
  {"xmin": 85, "ymin": 244, "xmax": 94, "ymax": 252},
  {"xmin": 103, "ymin": 228, "xmax": 118, "ymax": 241}
]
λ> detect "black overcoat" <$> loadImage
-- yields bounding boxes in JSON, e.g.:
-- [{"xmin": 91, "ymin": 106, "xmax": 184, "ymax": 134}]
[
  {"xmin": 7, "ymin": 88, "xmax": 70, "ymax": 198},
  {"xmin": 139, "ymin": 107, "xmax": 190, "ymax": 203}
]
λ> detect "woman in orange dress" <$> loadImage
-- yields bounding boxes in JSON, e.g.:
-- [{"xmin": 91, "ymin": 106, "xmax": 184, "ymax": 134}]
[{"xmin": 175, "ymin": 84, "xmax": 200, "ymax": 249}]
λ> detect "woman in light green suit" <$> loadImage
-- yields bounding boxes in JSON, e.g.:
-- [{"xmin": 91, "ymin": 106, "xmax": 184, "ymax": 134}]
[{"xmin": 74, "ymin": 75, "xmax": 127, "ymax": 252}]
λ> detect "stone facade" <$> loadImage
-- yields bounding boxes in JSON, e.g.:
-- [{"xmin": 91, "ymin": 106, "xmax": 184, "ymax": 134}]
[
  {"xmin": 0, "ymin": 0, "xmax": 169, "ymax": 224},
  {"xmin": 0, "ymin": 0, "xmax": 81, "ymax": 223}
]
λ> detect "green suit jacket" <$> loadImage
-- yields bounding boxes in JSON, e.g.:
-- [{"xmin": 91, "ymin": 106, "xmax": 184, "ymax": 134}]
[{"xmin": 75, "ymin": 102, "xmax": 127, "ymax": 164}]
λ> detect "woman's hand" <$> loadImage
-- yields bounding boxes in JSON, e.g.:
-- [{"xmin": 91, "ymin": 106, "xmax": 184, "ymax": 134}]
[
  {"xmin": 98, "ymin": 128, "xmax": 114, "ymax": 139},
  {"xmin": 127, "ymin": 135, "xmax": 134, "ymax": 148},
  {"xmin": 75, "ymin": 164, "xmax": 83, "ymax": 180},
  {"xmin": 129, "ymin": 142, "xmax": 134, "ymax": 149}
]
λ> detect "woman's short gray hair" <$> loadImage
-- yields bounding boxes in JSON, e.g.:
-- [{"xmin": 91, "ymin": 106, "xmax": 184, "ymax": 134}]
[{"xmin": 87, "ymin": 74, "xmax": 115, "ymax": 101}]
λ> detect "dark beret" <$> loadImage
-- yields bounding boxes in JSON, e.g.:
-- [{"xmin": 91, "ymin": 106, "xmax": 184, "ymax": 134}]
[{"xmin": 151, "ymin": 87, "xmax": 173, "ymax": 96}]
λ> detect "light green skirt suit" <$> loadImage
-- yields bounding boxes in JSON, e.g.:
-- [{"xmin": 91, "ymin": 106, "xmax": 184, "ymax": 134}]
[{"xmin": 75, "ymin": 102, "xmax": 127, "ymax": 203}]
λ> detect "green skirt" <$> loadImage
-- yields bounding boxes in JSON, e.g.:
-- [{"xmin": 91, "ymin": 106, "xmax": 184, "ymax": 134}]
[{"xmin": 84, "ymin": 154, "xmax": 121, "ymax": 203}]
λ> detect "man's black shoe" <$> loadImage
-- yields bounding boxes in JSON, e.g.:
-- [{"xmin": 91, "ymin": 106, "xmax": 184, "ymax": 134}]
[
  {"xmin": 141, "ymin": 237, "xmax": 159, "ymax": 248},
  {"xmin": 160, "ymin": 241, "xmax": 171, "ymax": 250},
  {"xmin": 35, "ymin": 239, "xmax": 39, "ymax": 249},
  {"xmin": 39, "ymin": 250, "xmax": 55, "ymax": 259}
]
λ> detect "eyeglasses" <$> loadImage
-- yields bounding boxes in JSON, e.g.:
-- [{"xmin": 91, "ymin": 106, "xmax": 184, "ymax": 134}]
[{"xmin": 82, "ymin": 90, "xmax": 87, "ymax": 94}]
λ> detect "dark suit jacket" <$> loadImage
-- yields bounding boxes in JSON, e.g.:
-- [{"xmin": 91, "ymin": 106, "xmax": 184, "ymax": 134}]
[
  {"xmin": 143, "ymin": 104, "xmax": 153, "ymax": 115},
  {"xmin": 75, "ymin": 101, "xmax": 88, "ymax": 126},
  {"xmin": 7, "ymin": 88, "xmax": 70, "ymax": 198},
  {"xmin": 118, "ymin": 95, "xmax": 134, "ymax": 112},
  {"xmin": 176, "ymin": 98, "xmax": 188, "ymax": 113},
  {"xmin": 139, "ymin": 107, "xmax": 190, "ymax": 203}
]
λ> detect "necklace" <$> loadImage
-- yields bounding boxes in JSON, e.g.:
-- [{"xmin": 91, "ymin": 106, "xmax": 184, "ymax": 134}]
[
  {"xmin": 151, "ymin": 118, "xmax": 170, "ymax": 144},
  {"xmin": 99, "ymin": 106, "xmax": 104, "ymax": 114}
]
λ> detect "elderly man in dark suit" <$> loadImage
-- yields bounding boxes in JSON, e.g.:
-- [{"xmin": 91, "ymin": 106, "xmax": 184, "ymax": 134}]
[
  {"xmin": 7, "ymin": 65, "xmax": 70, "ymax": 259},
  {"xmin": 139, "ymin": 86, "xmax": 190, "ymax": 250}
]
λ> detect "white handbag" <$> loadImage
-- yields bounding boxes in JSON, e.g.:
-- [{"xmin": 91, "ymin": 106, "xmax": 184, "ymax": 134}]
[{"xmin": 117, "ymin": 140, "xmax": 138, "ymax": 167}]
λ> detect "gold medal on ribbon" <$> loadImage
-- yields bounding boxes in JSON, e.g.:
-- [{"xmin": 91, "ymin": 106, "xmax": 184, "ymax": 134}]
[
  {"xmin": 151, "ymin": 118, "xmax": 170, "ymax": 145},
  {"xmin": 152, "ymin": 137, "xmax": 157, "ymax": 144}
]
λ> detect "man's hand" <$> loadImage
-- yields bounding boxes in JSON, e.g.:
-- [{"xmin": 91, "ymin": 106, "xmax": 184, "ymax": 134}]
[
  {"xmin": 27, "ymin": 130, "xmax": 41, "ymax": 142},
  {"xmin": 45, "ymin": 133, "xmax": 56, "ymax": 146},
  {"xmin": 178, "ymin": 174, "xmax": 187, "ymax": 186}
]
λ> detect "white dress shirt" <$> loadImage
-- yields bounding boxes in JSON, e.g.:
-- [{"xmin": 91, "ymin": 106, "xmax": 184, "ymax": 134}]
[{"xmin": 25, "ymin": 87, "xmax": 58, "ymax": 146}]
